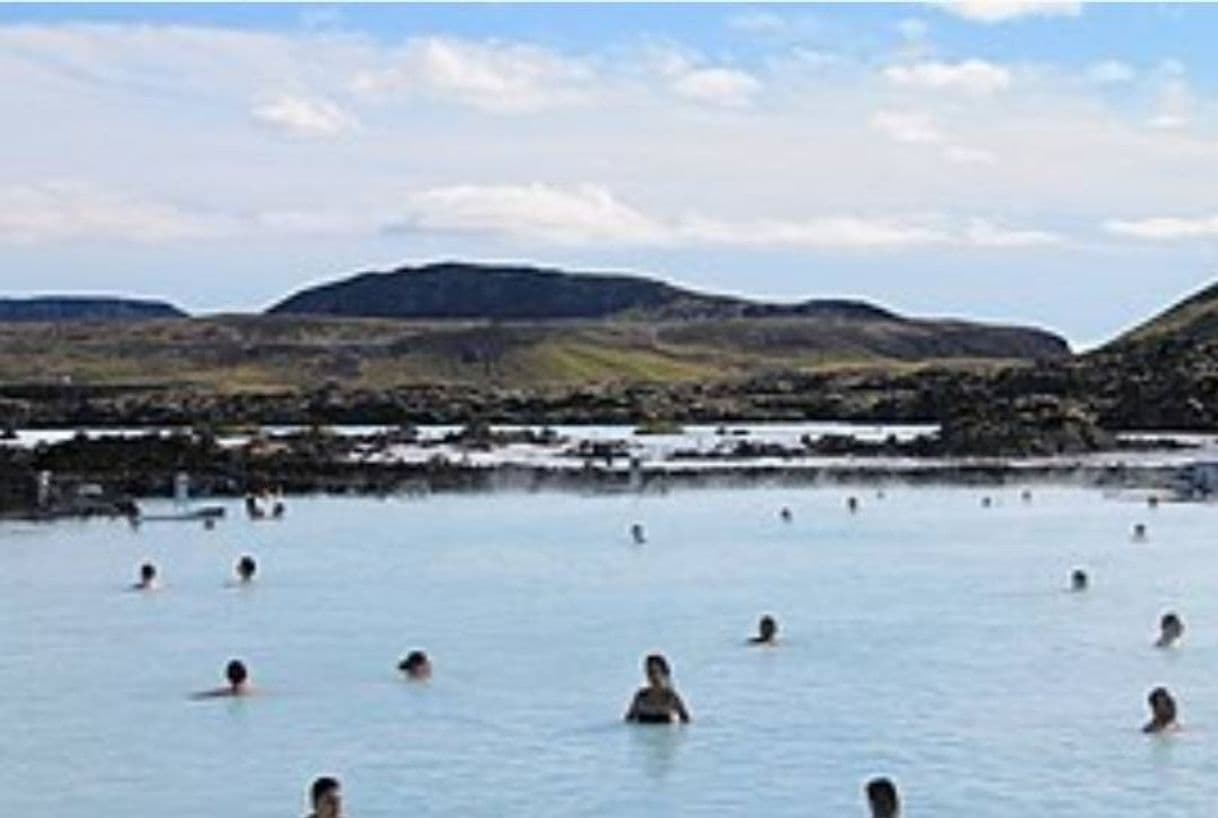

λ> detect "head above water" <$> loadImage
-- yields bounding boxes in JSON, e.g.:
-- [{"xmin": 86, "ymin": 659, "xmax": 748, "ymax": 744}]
[
  {"xmin": 139, "ymin": 562, "xmax": 157, "ymax": 583},
  {"xmin": 236, "ymin": 555, "xmax": 257, "ymax": 581},
  {"xmin": 310, "ymin": 776, "xmax": 341, "ymax": 816},
  {"xmin": 225, "ymin": 659, "xmax": 248, "ymax": 689},
  {"xmin": 758, "ymin": 615, "xmax": 778, "ymax": 642},
  {"xmin": 1070, "ymin": 569, "xmax": 1088, "ymax": 591},
  {"xmin": 865, "ymin": 777, "xmax": 900, "ymax": 818},
  {"xmin": 644, "ymin": 653, "xmax": 672, "ymax": 686},
  {"xmin": 1134, "ymin": 523, "xmax": 1147, "ymax": 539},
  {"xmin": 1147, "ymin": 686, "xmax": 1177, "ymax": 728},
  {"xmin": 1160, "ymin": 612, "xmax": 1184, "ymax": 639},
  {"xmin": 398, "ymin": 650, "xmax": 431, "ymax": 679}
]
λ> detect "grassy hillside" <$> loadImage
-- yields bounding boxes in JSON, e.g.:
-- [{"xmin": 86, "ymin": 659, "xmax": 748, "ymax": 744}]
[
  {"xmin": 0, "ymin": 314, "xmax": 1050, "ymax": 393},
  {"xmin": 1105, "ymin": 282, "xmax": 1218, "ymax": 349}
]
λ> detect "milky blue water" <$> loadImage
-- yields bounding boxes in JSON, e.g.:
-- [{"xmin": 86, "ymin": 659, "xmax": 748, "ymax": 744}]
[{"xmin": 3, "ymin": 485, "xmax": 1218, "ymax": 816}]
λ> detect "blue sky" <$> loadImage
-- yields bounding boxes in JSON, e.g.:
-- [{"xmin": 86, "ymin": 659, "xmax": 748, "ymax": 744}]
[{"xmin": 2, "ymin": 2, "xmax": 1218, "ymax": 347}]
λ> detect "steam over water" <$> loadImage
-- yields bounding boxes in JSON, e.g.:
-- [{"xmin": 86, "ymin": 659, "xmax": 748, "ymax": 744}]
[{"xmin": 3, "ymin": 485, "xmax": 1217, "ymax": 816}]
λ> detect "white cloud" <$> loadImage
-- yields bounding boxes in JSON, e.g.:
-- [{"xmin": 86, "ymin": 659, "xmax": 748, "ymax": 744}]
[
  {"xmin": 251, "ymin": 95, "xmax": 357, "ymax": 137},
  {"xmin": 930, "ymin": 1, "xmax": 1082, "ymax": 24},
  {"xmin": 1157, "ymin": 58, "xmax": 1186, "ymax": 77},
  {"xmin": 669, "ymin": 67, "xmax": 761, "ymax": 107},
  {"xmin": 384, "ymin": 183, "xmax": 1061, "ymax": 251},
  {"xmin": 1086, "ymin": 60, "xmax": 1135, "ymax": 84},
  {"xmin": 642, "ymin": 45, "xmax": 762, "ymax": 107},
  {"xmin": 1147, "ymin": 80, "xmax": 1193, "ymax": 130},
  {"xmin": 964, "ymin": 218, "xmax": 1060, "ymax": 247},
  {"xmin": 351, "ymin": 36, "xmax": 592, "ymax": 114},
  {"xmin": 677, "ymin": 215, "xmax": 950, "ymax": 248},
  {"xmin": 871, "ymin": 110, "xmax": 944, "ymax": 144},
  {"xmin": 391, "ymin": 184, "xmax": 669, "ymax": 245},
  {"xmin": 884, "ymin": 59, "xmax": 1012, "ymax": 95},
  {"xmin": 1104, "ymin": 215, "xmax": 1218, "ymax": 241},
  {"xmin": 944, "ymin": 145, "xmax": 997, "ymax": 164},
  {"xmin": 0, "ymin": 183, "xmax": 236, "ymax": 244}
]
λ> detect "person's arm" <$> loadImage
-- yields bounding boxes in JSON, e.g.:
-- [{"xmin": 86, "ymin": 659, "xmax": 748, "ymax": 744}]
[
  {"xmin": 624, "ymin": 691, "xmax": 641, "ymax": 722},
  {"xmin": 673, "ymin": 692, "xmax": 691, "ymax": 724}
]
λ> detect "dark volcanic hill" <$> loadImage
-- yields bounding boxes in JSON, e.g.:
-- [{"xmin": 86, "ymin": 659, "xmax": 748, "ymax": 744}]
[
  {"xmin": 270, "ymin": 261, "xmax": 863, "ymax": 321},
  {"xmin": 0, "ymin": 297, "xmax": 186, "ymax": 323},
  {"xmin": 268, "ymin": 261, "xmax": 1069, "ymax": 360}
]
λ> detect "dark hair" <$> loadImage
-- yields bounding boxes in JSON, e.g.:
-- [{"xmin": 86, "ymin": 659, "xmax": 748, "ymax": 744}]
[
  {"xmin": 310, "ymin": 776, "xmax": 340, "ymax": 806},
  {"xmin": 1149, "ymin": 686, "xmax": 1177, "ymax": 720},
  {"xmin": 140, "ymin": 562, "xmax": 157, "ymax": 580},
  {"xmin": 1071, "ymin": 569, "xmax": 1087, "ymax": 587},
  {"xmin": 865, "ymin": 777, "xmax": 900, "ymax": 816},
  {"xmin": 645, "ymin": 653, "xmax": 671, "ymax": 677},
  {"xmin": 1161, "ymin": 612, "xmax": 1182, "ymax": 630},
  {"xmin": 398, "ymin": 650, "xmax": 429, "ymax": 672},
  {"xmin": 760, "ymin": 615, "xmax": 777, "ymax": 632},
  {"xmin": 225, "ymin": 659, "xmax": 248, "ymax": 686},
  {"xmin": 237, "ymin": 555, "xmax": 257, "ymax": 578}
]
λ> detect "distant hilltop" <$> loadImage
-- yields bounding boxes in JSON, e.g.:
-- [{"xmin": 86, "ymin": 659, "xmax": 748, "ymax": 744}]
[
  {"xmin": 267, "ymin": 261, "xmax": 904, "ymax": 323},
  {"xmin": 266, "ymin": 261, "xmax": 1070, "ymax": 360},
  {"xmin": 0, "ymin": 297, "xmax": 186, "ymax": 323}
]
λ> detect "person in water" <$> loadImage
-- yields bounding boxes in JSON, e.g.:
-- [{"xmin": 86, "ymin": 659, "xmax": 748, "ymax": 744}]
[
  {"xmin": 1156, "ymin": 612, "xmax": 1185, "ymax": 648},
  {"xmin": 981, "ymin": 496, "xmax": 993, "ymax": 508},
  {"xmin": 1143, "ymin": 686, "xmax": 1179, "ymax": 734},
  {"xmin": 847, "ymin": 496, "xmax": 859, "ymax": 513},
  {"xmin": 193, "ymin": 659, "xmax": 252, "ymax": 699},
  {"xmin": 631, "ymin": 523, "xmax": 646, "ymax": 544},
  {"xmin": 1133, "ymin": 523, "xmax": 1148, "ymax": 541},
  {"xmin": 306, "ymin": 776, "xmax": 343, "ymax": 818},
  {"xmin": 625, "ymin": 653, "xmax": 690, "ymax": 724},
  {"xmin": 750, "ymin": 615, "xmax": 779, "ymax": 645},
  {"xmin": 236, "ymin": 555, "xmax": 257, "ymax": 583},
  {"xmin": 780, "ymin": 507, "xmax": 793, "ymax": 523},
  {"xmin": 244, "ymin": 493, "xmax": 264, "ymax": 520},
  {"xmin": 398, "ymin": 650, "xmax": 432, "ymax": 681},
  {"xmin": 865, "ymin": 777, "xmax": 900, "ymax": 818},
  {"xmin": 132, "ymin": 562, "xmax": 157, "ymax": 591},
  {"xmin": 1070, "ymin": 568, "xmax": 1088, "ymax": 592}
]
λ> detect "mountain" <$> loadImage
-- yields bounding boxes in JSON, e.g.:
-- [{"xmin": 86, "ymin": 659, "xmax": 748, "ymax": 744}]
[
  {"xmin": 1102, "ymin": 281, "xmax": 1218, "ymax": 350},
  {"xmin": 269, "ymin": 261, "xmax": 910, "ymax": 322},
  {"xmin": 0, "ymin": 297, "xmax": 186, "ymax": 323},
  {"xmin": 267, "ymin": 261, "xmax": 1069, "ymax": 361}
]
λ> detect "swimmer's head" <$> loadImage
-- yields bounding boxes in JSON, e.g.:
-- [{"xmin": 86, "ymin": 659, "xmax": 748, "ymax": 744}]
[
  {"xmin": 225, "ymin": 659, "xmax": 248, "ymax": 690},
  {"xmin": 398, "ymin": 650, "xmax": 431, "ymax": 680},
  {"xmin": 865, "ymin": 777, "xmax": 900, "ymax": 818},
  {"xmin": 236, "ymin": 555, "xmax": 257, "ymax": 581},
  {"xmin": 758, "ymin": 615, "xmax": 778, "ymax": 643},
  {"xmin": 1148, "ymin": 686, "xmax": 1177, "ymax": 727},
  {"xmin": 644, "ymin": 653, "xmax": 672, "ymax": 686},
  {"xmin": 138, "ymin": 562, "xmax": 157, "ymax": 585},
  {"xmin": 981, "ymin": 496, "xmax": 993, "ymax": 508},
  {"xmin": 847, "ymin": 497, "xmax": 859, "ymax": 511},
  {"xmin": 1160, "ymin": 612, "xmax": 1184, "ymax": 643},
  {"xmin": 1134, "ymin": 523, "xmax": 1147, "ymax": 539},
  {"xmin": 310, "ymin": 776, "xmax": 342, "ymax": 818},
  {"xmin": 1070, "ymin": 569, "xmax": 1088, "ymax": 591}
]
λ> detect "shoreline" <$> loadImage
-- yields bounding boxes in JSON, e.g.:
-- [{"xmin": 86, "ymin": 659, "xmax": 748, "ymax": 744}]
[{"xmin": 2, "ymin": 421, "xmax": 1204, "ymax": 521}]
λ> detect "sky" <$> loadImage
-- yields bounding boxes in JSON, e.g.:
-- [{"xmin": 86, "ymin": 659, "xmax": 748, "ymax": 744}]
[{"xmin": 3, "ymin": 2, "xmax": 1218, "ymax": 348}]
